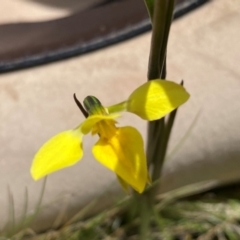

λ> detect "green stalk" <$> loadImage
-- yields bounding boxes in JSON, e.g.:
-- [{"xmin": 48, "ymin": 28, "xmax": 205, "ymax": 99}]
[
  {"xmin": 144, "ymin": 0, "xmax": 154, "ymax": 21},
  {"xmin": 140, "ymin": 195, "xmax": 150, "ymax": 240},
  {"xmin": 138, "ymin": 0, "xmax": 175, "ymax": 238},
  {"xmin": 147, "ymin": 0, "xmax": 175, "ymax": 184},
  {"xmin": 146, "ymin": 0, "xmax": 174, "ymax": 168},
  {"xmin": 133, "ymin": 192, "xmax": 152, "ymax": 240},
  {"xmin": 151, "ymin": 81, "xmax": 183, "ymax": 181},
  {"xmin": 152, "ymin": 108, "xmax": 178, "ymax": 180}
]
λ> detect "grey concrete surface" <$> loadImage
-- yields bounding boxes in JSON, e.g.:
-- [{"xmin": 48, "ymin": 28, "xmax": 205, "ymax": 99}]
[{"xmin": 0, "ymin": 0, "xmax": 240, "ymax": 232}]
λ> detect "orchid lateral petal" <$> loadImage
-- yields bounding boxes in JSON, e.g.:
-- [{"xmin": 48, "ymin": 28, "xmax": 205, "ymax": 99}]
[
  {"xmin": 31, "ymin": 130, "xmax": 83, "ymax": 180},
  {"xmin": 127, "ymin": 80, "xmax": 190, "ymax": 120},
  {"xmin": 106, "ymin": 101, "xmax": 127, "ymax": 115},
  {"xmin": 92, "ymin": 126, "xmax": 148, "ymax": 193}
]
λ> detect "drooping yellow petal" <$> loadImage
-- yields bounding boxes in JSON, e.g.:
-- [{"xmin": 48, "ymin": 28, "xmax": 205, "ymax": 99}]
[
  {"xmin": 92, "ymin": 126, "xmax": 148, "ymax": 193},
  {"xmin": 127, "ymin": 80, "xmax": 190, "ymax": 120},
  {"xmin": 31, "ymin": 130, "xmax": 83, "ymax": 180}
]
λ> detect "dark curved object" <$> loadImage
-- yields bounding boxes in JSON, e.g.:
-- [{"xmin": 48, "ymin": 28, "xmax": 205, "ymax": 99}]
[{"xmin": 0, "ymin": 0, "xmax": 209, "ymax": 73}]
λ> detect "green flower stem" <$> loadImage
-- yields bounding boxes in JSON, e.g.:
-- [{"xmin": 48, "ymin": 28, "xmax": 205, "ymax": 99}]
[
  {"xmin": 147, "ymin": 0, "xmax": 175, "ymax": 183},
  {"xmin": 152, "ymin": 108, "xmax": 178, "ymax": 181},
  {"xmin": 144, "ymin": 0, "xmax": 154, "ymax": 21},
  {"xmin": 137, "ymin": 0, "xmax": 175, "ymax": 238},
  {"xmin": 147, "ymin": 118, "xmax": 165, "ymax": 166},
  {"xmin": 133, "ymin": 192, "xmax": 153, "ymax": 240},
  {"xmin": 146, "ymin": 0, "xmax": 174, "ymax": 170},
  {"xmin": 147, "ymin": 0, "xmax": 174, "ymax": 80},
  {"xmin": 151, "ymin": 81, "xmax": 183, "ymax": 183},
  {"xmin": 139, "ymin": 194, "xmax": 152, "ymax": 240}
]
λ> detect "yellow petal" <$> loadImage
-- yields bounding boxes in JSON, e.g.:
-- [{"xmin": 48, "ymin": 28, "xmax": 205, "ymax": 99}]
[
  {"xmin": 127, "ymin": 80, "xmax": 190, "ymax": 120},
  {"xmin": 92, "ymin": 126, "xmax": 148, "ymax": 193},
  {"xmin": 80, "ymin": 114, "xmax": 119, "ymax": 135},
  {"xmin": 31, "ymin": 130, "xmax": 83, "ymax": 180}
]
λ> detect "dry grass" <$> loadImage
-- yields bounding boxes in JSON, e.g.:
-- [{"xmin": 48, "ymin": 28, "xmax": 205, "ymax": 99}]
[{"xmin": 2, "ymin": 181, "xmax": 240, "ymax": 240}]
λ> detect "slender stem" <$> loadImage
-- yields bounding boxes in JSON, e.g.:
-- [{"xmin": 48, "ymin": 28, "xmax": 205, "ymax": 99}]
[
  {"xmin": 151, "ymin": 81, "xmax": 183, "ymax": 194},
  {"xmin": 147, "ymin": 119, "xmax": 164, "ymax": 166},
  {"xmin": 147, "ymin": 1, "xmax": 173, "ymax": 80},
  {"xmin": 137, "ymin": 194, "xmax": 152, "ymax": 240},
  {"xmin": 139, "ymin": 1, "xmax": 175, "ymax": 238},
  {"xmin": 152, "ymin": 108, "xmax": 178, "ymax": 180},
  {"xmin": 147, "ymin": 0, "xmax": 174, "ymax": 174},
  {"xmin": 148, "ymin": 2, "xmax": 164, "ymax": 80},
  {"xmin": 144, "ymin": 0, "xmax": 154, "ymax": 21},
  {"xmin": 147, "ymin": 59, "xmax": 167, "ymax": 166}
]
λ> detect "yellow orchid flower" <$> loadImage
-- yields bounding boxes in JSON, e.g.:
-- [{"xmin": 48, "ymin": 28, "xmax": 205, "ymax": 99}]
[{"xmin": 30, "ymin": 80, "xmax": 190, "ymax": 193}]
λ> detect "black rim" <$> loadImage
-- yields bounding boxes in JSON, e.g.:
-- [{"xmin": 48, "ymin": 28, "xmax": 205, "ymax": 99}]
[{"xmin": 0, "ymin": 0, "xmax": 209, "ymax": 73}]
